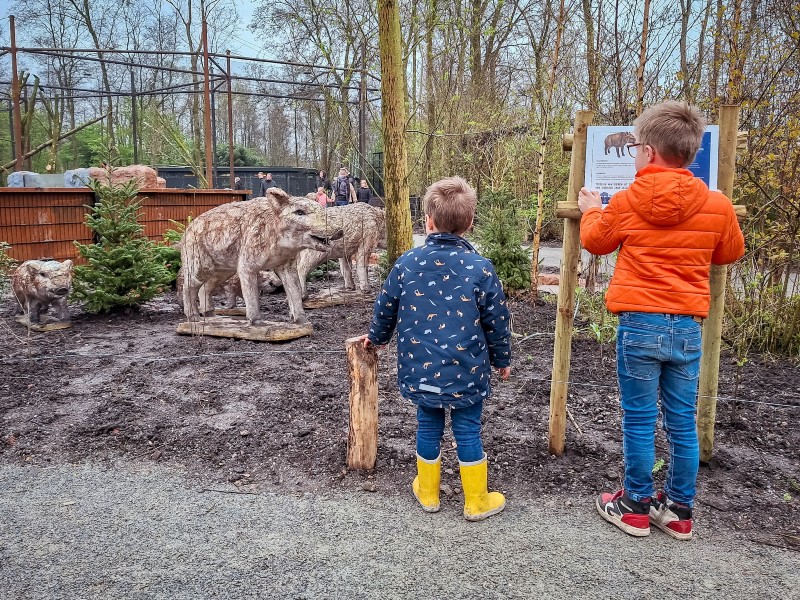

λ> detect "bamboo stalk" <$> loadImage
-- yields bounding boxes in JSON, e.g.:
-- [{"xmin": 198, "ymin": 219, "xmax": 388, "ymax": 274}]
[
  {"xmin": 697, "ymin": 104, "xmax": 740, "ymax": 462},
  {"xmin": 548, "ymin": 110, "xmax": 593, "ymax": 456}
]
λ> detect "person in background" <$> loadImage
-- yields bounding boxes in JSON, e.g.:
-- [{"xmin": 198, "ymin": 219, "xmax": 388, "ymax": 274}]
[
  {"xmin": 263, "ymin": 173, "xmax": 277, "ymax": 192},
  {"xmin": 316, "ymin": 170, "xmax": 330, "ymax": 195},
  {"xmin": 333, "ymin": 167, "xmax": 356, "ymax": 206},
  {"xmin": 356, "ymin": 179, "xmax": 373, "ymax": 203},
  {"xmin": 315, "ymin": 186, "xmax": 329, "ymax": 208},
  {"xmin": 360, "ymin": 176, "xmax": 512, "ymax": 522},
  {"xmin": 257, "ymin": 172, "xmax": 266, "ymax": 196},
  {"xmin": 234, "ymin": 177, "xmax": 244, "ymax": 191},
  {"xmin": 581, "ymin": 101, "xmax": 745, "ymax": 540}
]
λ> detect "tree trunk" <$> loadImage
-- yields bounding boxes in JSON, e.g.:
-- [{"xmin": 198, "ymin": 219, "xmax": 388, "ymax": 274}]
[
  {"xmin": 378, "ymin": 0, "xmax": 413, "ymax": 262},
  {"xmin": 636, "ymin": 0, "xmax": 651, "ymax": 112},
  {"xmin": 532, "ymin": 0, "xmax": 566, "ymax": 293},
  {"xmin": 583, "ymin": 0, "xmax": 600, "ymax": 111}
]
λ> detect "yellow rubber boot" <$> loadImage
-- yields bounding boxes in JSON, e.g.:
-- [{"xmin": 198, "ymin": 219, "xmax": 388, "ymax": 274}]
[
  {"xmin": 459, "ymin": 454, "xmax": 506, "ymax": 521},
  {"xmin": 412, "ymin": 453, "xmax": 441, "ymax": 513}
]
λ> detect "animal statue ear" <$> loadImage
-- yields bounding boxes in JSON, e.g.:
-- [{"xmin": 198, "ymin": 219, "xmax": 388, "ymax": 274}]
[
  {"xmin": 265, "ymin": 187, "xmax": 291, "ymax": 207},
  {"xmin": 63, "ymin": 259, "xmax": 74, "ymax": 270}
]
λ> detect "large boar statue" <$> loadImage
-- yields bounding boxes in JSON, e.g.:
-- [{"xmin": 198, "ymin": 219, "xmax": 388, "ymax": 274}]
[
  {"xmin": 180, "ymin": 188, "xmax": 343, "ymax": 325},
  {"xmin": 11, "ymin": 259, "xmax": 74, "ymax": 323}
]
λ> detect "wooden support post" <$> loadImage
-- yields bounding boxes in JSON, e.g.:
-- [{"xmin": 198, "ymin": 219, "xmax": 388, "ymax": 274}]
[
  {"xmin": 346, "ymin": 337, "xmax": 379, "ymax": 470},
  {"xmin": 697, "ymin": 104, "xmax": 740, "ymax": 463},
  {"xmin": 548, "ymin": 110, "xmax": 594, "ymax": 456}
]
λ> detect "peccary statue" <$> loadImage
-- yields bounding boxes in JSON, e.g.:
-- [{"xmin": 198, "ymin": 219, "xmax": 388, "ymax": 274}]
[
  {"xmin": 11, "ymin": 259, "xmax": 74, "ymax": 323},
  {"xmin": 604, "ymin": 132, "xmax": 636, "ymax": 158},
  {"xmin": 297, "ymin": 203, "xmax": 386, "ymax": 296},
  {"xmin": 180, "ymin": 188, "xmax": 343, "ymax": 325},
  {"xmin": 265, "ymin": 203, "xmax": 387, "ymax": 298}
]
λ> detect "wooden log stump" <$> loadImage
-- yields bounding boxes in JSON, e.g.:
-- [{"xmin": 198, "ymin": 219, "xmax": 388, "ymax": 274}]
[
  {"xmin": 304, "ymin": 289, "xmax": 368, "ymax": 310},
  {"xmin": 345, "ymin": 336, "xmax": 378, "ymax": 470}
]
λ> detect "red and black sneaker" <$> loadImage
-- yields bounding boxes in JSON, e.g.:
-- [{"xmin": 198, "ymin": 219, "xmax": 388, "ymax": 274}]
[
  {"xmin": 649, "ymin": 491, "xmax": 693, "ymax": 540},
  {"xmin": 595, "ymin": 489, "xmax": 651, "ymax": 537}
]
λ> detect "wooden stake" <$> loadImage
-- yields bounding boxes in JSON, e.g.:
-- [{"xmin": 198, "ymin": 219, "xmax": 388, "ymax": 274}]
[
  {"xmin": 346, "ymin": 337, "xmax": 379, "ymax": 470},
  {"xmin": 697, "ymin": 104, "xmax": 740, "ymax": 462},
  {"xmin": 548, "ymin": 110, "xmax": 594, "ymax": 456}
]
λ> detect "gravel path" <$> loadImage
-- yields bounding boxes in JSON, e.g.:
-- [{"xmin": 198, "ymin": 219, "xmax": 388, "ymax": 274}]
[{"xmin": 1, "ymin": 463, "xmax": 796, "ymax": 599}]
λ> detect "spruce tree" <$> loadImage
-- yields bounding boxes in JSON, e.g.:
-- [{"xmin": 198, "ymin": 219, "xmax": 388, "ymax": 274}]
[
  {"xmin": 474, "ymin": 189, "xmax": 531, "ymax": 292},
  {"xmin": 72, "ymin": 179, "xmax": 172, "ymax": 312}
]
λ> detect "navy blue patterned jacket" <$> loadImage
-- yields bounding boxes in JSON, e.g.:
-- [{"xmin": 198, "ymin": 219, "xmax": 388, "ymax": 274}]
[{"xmin": 368, "ymin": 233, "xmax": 512, "ymax": 409}]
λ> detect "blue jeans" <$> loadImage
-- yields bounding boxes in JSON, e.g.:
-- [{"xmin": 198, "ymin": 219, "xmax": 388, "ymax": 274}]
[
  {"xmin": 335, "ymin": 198, "xmax": 349, "ymax": 206},
  {"xmin": 416, "ymin": 402, "xmax": 484, "ymax": 463},
  {"xmin": 617, "ymin": 312, "xmax": 702, "ymax": 507}
]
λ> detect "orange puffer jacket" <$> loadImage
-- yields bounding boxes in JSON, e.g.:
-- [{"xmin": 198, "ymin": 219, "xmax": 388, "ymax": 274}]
[{"xmin": 580, "ymin": 164, "xmax": 745, "ymax": 318}]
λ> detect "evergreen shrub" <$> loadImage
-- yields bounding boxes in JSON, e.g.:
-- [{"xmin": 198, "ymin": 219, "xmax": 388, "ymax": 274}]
[
  {"xmin": 473, "ymin": 189, "xmax": 531, "ymax": 292},
  {"xmin": 72, "ymin": 180, "xmax": 173, "ymax": 312}
]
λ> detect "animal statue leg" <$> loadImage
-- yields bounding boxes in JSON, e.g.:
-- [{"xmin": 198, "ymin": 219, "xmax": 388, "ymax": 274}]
[
  {"xmin": 339, "ymin": 257, "xmax": 356, "ymax": 290},
  {"xmin": 182, "ymin": 262, "xmax": 203, "ymax": 322},
  {"xmin": 275, "ymin": 264, "xmax": 309, "ymax": 324},
  {"xmin": 239, "ymin": 269, "xmax": 264, "ymax": 325},
  {"xmin": 355, "ymin": 248, "xmax": 371, "ymax": 292},
  {"xmin": 27, "ymin": 299, "xmax": 44, "ymax": 323},
  {"xmin": 52, "ymin": 296, "xmax": 70, "ymax": 322}
]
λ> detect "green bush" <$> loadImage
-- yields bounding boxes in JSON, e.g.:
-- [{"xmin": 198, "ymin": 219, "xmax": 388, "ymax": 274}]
[
  {"xmin": 575, "ymin": 288, "xmax": 618, "ymax": 344},
  {"xmin": 72, "ymin": 180, "xmax": 173, "ymax": 312},
  {"xmin": 473, "ymin": 189, "xmax": 531, "ymax": 292}
]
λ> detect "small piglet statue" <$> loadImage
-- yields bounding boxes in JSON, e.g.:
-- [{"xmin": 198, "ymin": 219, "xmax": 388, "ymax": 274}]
[{"xmin": 11, "ymin": 259, "xmax": 74, "ymax": 323}]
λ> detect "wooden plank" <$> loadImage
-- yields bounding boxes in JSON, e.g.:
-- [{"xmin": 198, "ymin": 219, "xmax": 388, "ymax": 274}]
[
  {"xmin": 697, "ymin": 104, "xmax": 740, "ymax": 463},
  {"xmin": 548, "ymin": 110, "xmax": 594, "ymax": 456},
  {"xmin": 176, "ymin": 316, "xmax": 313, "ymax": 341},
  {"xmin": 345, "ymin": 336, "xmax": 379, "ymax": 470}
]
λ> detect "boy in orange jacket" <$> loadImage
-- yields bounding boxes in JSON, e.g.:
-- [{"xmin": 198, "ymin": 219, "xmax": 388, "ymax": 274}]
[{"xmin": 578, "ymin": 101, "xmax": 745, "ymax": 539}]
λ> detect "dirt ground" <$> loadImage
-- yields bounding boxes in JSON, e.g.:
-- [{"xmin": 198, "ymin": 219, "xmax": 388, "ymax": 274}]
[{"xmin": 1, "ymin": 273, "xmax": 798, "ymax": 551}]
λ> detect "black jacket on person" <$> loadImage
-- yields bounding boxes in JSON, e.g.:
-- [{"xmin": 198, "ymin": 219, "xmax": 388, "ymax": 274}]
[
  {"xmin": 356, "ymin": 187, "xmax": 372, "ymax": 203},
  {"xmin": 316, "ymin": 176, "xmax": 330, "ymax": 193},
  {"xmin": 260, "ymin": 178, "xmax": 277, "ymax": 195}
]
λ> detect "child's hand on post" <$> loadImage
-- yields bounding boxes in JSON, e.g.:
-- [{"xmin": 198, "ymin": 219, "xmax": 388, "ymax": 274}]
[
  {"xmin": 358, "ymin": 334, "xmax": 383, "ymax": 351},
  {"xmin": 495, "ymin": 366, "xmax": 511, "ymax": 381},
  {"xmin": 578, "ymin": 187, "xmax": 602, "ymax": 213}
]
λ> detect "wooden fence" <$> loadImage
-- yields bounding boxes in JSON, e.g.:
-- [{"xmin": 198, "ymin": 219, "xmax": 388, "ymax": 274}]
[{"xmin": 0, "ymin": 188, "xmax": 249, "ymax": 263}]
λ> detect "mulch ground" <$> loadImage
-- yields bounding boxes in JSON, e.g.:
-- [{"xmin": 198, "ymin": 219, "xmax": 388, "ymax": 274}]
[{"xmin": 1, "ymin": 277, "xmax": 798, "ymax": 550}]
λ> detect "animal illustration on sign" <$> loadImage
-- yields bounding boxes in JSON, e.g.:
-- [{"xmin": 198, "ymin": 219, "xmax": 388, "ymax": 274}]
[{"xmin": 604, "ymin": 132, "xmax": 636, "ymax": 158}]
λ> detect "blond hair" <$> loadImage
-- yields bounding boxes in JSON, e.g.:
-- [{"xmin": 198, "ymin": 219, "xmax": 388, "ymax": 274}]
[
  {"xmin": 423, "ymin": 176, "xmax": 477, "ymax": 235},
  {"xmin": 634, "ymin": 101, "xmax": 706, "ymax": 167}
]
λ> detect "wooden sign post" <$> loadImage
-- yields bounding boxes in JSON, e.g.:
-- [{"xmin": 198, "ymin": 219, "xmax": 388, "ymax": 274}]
[
  {"xmin": 548, "ymin": 110, "xmax": 594, "ymax": 456},
  {"xmin": 345, "ymin": 336, "xmax": 379, "ymax": 470},
  {"xmin": 548, "ymin": 106, "xmax": 744, "ymax": 460},
  {"xmin": 697, "ymin": 104, "xmax": 741, "ymax": 463}
]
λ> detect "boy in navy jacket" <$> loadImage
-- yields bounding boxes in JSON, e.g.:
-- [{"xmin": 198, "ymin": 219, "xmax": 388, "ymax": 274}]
[{"xmin": 362, "ymin": 176, "xmax": 512, "ymax": 521}]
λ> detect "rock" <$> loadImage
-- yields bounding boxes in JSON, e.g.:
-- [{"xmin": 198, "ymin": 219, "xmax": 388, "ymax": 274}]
[
  {"xmin": 233, "ymin": 466, "xmax": 245, "ymax": 474},
  {"xmin": 240, "ymin": 430, "xmax": 250, "ymax": 437},
  {"xmin": 605, "ymin": 470, "xmax": 618, "ymax": 480},
  {"xmin": 150, "ymin": 449, "xmax": 162, "ymax": 460},
  {"xmin": 444, "ymin": 468, "xmax": 454, "ymax": 475},
  {"xmin": 537, "ymin": 274, "xmax": 560, "ymax": 286},
  {"xmin": 228, "ymin": 473, "xmax": 243, "ymax": 482},
  {"xmin": 361, "ymin": 482, "xmax": 377, "ymax": 492},
  {"xmin": 440, "ymin": 483, "xmax": 454, "ymax": 498}
]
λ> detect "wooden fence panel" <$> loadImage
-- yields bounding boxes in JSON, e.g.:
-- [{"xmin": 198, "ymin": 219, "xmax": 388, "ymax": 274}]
[{"xmin": 0, "ymin": 188, "xmax": 248, "ymax": 263}]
